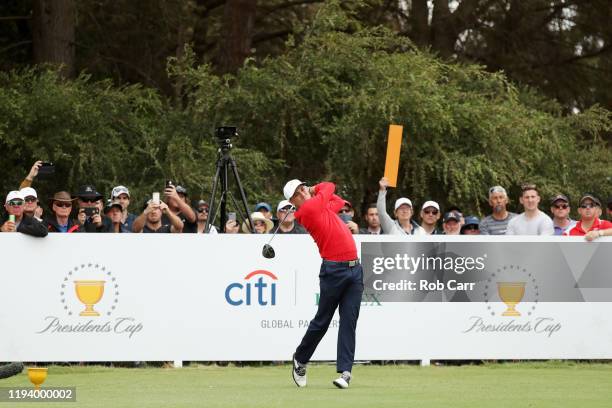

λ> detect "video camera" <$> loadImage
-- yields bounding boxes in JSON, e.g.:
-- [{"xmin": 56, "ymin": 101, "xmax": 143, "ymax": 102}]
[{"xmin": 215, "ymin": 126, "xmax": 238, "ymax": 150}]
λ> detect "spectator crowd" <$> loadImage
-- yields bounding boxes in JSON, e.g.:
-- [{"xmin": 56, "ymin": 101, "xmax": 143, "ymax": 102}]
[{"xmin": 2, "ymin": 162, "xmax": 611, "ymax": 241}]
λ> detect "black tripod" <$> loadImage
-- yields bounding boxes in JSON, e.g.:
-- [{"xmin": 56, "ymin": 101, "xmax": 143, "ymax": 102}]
[{"xmin": 205, "ymin": 127, "xmax": 254, "ymax": 233}]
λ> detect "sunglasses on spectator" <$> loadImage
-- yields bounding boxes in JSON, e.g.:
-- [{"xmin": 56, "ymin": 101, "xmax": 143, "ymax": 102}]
[
  {"xmin": 24, "ymin": 196, "xmax": 37, "ymax": 203},
  {"xmin": 580, "ymin": 203, "xmax": 598, "ymax": 209},
  {"xmin": 197, "ymin": 207, "xmax": 209, "ymax": 213},
  {"xmin": 423, "ymin": 209, "xmax": 439, "ymax": 215},
  {"xmin": 80, "ymin": 198, "xmax": 98, "ymax": 203},
  {"xmin": 279, "ymin": 207, "xmax": 293, "ymax": 213},
  {"xmin": 463, "ymin": 225, "xmax": 479, "ymax": 230},
  {"xmin": 553, "ymin": 204, "xmax": 569, "ymax": 209},
  {"xmin": 54, "ymin": 202, "xmax": 72, "ymax": 208},
  {"xmin": 7, "ymin": 200, "xmax": 24, "ymax": 207}
]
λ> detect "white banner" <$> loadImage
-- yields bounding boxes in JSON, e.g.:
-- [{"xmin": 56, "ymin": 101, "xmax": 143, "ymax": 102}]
[{"xmin": 0, "ymin": 234, "xmax": 611, "ymax": 361}]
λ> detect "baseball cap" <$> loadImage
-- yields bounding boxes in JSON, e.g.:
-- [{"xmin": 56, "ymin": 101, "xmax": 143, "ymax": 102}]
[
  {"xmin": 104, "ymin": 199, "xmax": 123, "ymax": 214},
  {"xmin": 76, "ymin": 185, "xmax": 103, "ymax": 200},
  {"xmin": 550, "ymin": 194, "xmax": 569, "ymax": 205},
  {"xmin": 421, "ymin": 200, "xmax": 440, "ymax": 211},
  {"xmin": 443, "ymin": 211, "xmax": 461, "ymax": 222},
  {"xmin": 394, "ymin": 198, "xmax": 413, "ymax": 211},
  {"xmin": 5, "ymin": 190, "xmax": 24, "ymax": 204},
  {"xmin": 342, "ymin": 200, "xmax": 353, "ymax": 209},
  {"xmin": 277, "ymin": 200, "xmax": 293, "ymax": 212},
  {"xmin": 111, "ymin": 185, "xmax": 130, "ymax": 198},
  {"xmin": 19, "ymin": 187, "xmax": 37, "ymax": 199},
  {"xmin": 579, "ymin": 194, "xmax": 601, "ymax": 207},
  {"xmin": 283, "ymin": 179, "xmax": 305, "ymax": 200},
  {"xmin": 255, "ymin": 202, "xmax": 272, "ymax": 212},
  {"xmin": 461, "ymin": 216, "xmax": 480, "ymax": 233}
]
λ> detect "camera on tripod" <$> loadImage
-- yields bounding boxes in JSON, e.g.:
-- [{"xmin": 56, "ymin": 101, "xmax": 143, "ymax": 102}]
[{"xmin": 215, "ymin": 126, "xmax": 238, "ymax": 149}]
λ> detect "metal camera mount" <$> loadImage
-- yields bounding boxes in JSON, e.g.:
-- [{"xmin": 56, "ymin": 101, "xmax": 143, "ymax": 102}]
[{"xmin": 205, "ymin": 127, "xmax": 254, "ymax": 233}]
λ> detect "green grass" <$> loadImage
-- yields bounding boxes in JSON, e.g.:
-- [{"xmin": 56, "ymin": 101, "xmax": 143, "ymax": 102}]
[{"xmin": 2, "ymin": 362, "xmax": 612, "ymax": 407}]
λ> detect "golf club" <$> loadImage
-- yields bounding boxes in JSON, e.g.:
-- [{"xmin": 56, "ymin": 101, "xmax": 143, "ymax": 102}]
[{"xmin": 262, "ymin": 204, "xmax": 295, "ymax": 259}]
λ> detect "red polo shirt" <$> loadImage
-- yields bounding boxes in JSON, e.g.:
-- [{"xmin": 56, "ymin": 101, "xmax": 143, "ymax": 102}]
[
  {"xmin": 567, "ymin": 218, "xmax": 612, "ymax": 236},
  {"xmin": 294, "ymin": 182, "xmax": 357, "ymax": 261}
]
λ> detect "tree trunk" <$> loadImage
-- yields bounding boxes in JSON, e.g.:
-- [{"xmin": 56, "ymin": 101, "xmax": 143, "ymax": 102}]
[
  {"xmin": 409, "ymin": 0, "xmax": 429, "ymax": 47},
  {"xmin": 32, "ymin": 0, "xmax": 75, "ymax": 78},
  {"xmin": 218, "ymin": 0, "xmax": 257, "ymax": 74},
  {"xmin": 431, "ymin": 0, "xmax": 456, "ymax": 59}
]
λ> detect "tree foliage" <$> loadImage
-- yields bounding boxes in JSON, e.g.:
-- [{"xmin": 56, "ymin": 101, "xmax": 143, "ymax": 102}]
[{"xmin": 0, "ymin": 4, "xmax": 610, "ymax": 219}]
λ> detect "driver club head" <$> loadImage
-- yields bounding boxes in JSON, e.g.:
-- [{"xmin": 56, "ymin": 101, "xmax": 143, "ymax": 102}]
[{"xmin": 262, "ymin": 244, "xmax": 275, "ymax": 259}]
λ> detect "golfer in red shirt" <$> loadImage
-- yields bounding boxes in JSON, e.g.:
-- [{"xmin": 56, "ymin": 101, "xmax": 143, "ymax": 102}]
[{"xmin": 284, "ymin": 179, "xmax": 363, "ymax": 389}]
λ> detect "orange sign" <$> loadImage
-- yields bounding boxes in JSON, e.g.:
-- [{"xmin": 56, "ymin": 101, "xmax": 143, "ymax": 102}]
[{"xmin": 383, "ymin": 125, "xmax": 403, "ymax": 187}]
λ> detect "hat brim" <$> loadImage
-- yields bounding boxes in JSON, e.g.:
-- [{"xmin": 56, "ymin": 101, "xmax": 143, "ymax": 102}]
[{"xmin": 242, "ymin": 217, "xmax": 274, "ymax": 233}]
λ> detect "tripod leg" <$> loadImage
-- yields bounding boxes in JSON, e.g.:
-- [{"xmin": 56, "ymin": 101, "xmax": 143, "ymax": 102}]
[
  {"xmin": 206, "ymin": 159, "xmax": 223, "ymax": 233},
  {"xmin": 229, "ymin": 157, "xmax": 255, "ymax": 233}
]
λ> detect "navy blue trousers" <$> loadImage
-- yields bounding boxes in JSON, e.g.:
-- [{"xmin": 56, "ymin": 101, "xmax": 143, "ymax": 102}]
[{"xmin": 295, "ymin": 260, "xmax": 363, "ymax": 373}]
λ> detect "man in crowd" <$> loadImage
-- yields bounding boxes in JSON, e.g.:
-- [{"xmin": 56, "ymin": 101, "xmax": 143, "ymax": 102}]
[
  {"xmin": 166, "ymin": 184, "xmax": 196, "ymax": 233},
  {"xmin": 19, "ymin": 187, "xmax": 42, "ymax": 219},
  {"xmin": 607, "ymin": 197, "xmax": 612, "ymax": 220},
  {"xmin": 275, "ymin": 200, "xmax": 306, "ymax": 234},
  {"xmin": 480, "ymin": 186, "xmax": 517, "ymax": 235},
  {"xmin": 550, "ymin": 194, "xmax": 576, "ymax": 235},
  {"xmin": 75, "ymin": 185, "xmax": 106, "ymax": 232},
  {"xmin": 195, "ymin": 200, "xmax": 218, "ymax": 233},
  {"xmin": 420, "ymin": 201, "xmax": 441, "ymax": 234},
  {"xmin": 46, "ymin": 191, "xmax": 80, "ymax": 232},
  {"xmin": 338, "ymin": 200, "xmax": 359, "ymax": 234},
  {"xmin": 460, "ymin": 216, "xmax": 480, "ymax": 235},
  {"xmin": 359, "ymin": 204, "xmax": 383, "ymax": 234},
  {"xmin": 110, "ymin": 185, "xmax": 137, "ymax": 232},
  {"xmin": 1, "ymin": 191, "xmax": 47, "ymax": 236},
  {"xmin": 506, "ymin": 184, "xmax": 554, "ymax": 235},
  {"xmin": 377, "ymin": 177, "xmax": 425, "ymax": 235},
  {"xmin": 132, "ymin": 200, "xmax": 183, "ymax": 233},
  {"xmin": 567, "ymin": 194, "xmax": 612, "ymax": 240},
  {"xmin": 442, "ymin": 211, "xmax": 462, "ymax": 235}
]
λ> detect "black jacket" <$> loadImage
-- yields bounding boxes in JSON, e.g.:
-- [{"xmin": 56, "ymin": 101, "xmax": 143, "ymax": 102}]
[{"xmin": 0, "ymin": 214, "xmax": 49, "ymax": 237}]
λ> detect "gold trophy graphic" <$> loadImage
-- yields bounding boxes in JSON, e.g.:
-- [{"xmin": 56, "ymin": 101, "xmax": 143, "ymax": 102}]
[
  {"xmin": 497, "ymin": 282, "xmax": 526, "ymax": 316},
  {"xmin": 74, "ymin": 280, "xmax": 106, "ymax": 316},
  {"xmin": 27, "ymin": 367, "xmax": 48, "ymax": 390}
]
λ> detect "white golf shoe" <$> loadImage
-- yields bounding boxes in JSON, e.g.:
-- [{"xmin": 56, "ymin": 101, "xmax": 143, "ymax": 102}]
[
  {"xmin": 333, "ymin": 371, "xmax": 351, "ymax": 389},
  {"xmin": 292, "ymin": 354, "xmax": 307, "ymax": 387}
]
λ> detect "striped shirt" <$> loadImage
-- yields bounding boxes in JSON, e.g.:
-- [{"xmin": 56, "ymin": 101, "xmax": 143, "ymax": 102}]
[{"xmin": 479, "ymin": 212, "xmax": 517, "ymax": 235}]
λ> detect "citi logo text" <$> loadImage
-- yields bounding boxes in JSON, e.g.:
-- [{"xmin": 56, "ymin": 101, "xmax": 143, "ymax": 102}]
[{"xmin": 225, "ymin": 270, "xmax": 278, "ymax": 306}]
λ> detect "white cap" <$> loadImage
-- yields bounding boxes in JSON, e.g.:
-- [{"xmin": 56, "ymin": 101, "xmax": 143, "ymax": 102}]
[
  {"xmin": 19, "ymin": 187, "xmax": 37, "ymax": 199},
  {"xmin": 5, "ymin": 190, "xmax": 24, "ymax": 204},
  {"xmin": 421, "ymin": 200, "xmax": 439, "ymax": 211},
  {"xmin": 394, "ymin": 197, "xmax": 413, "ymax": 210},
  {"xmin": 277, "ymin": 200, "xmax": 294, "ymax": 212},
  {"xmin": 111, "ymin": 185, "xmax": 130, "ymax": 198},
  {"xmin": 283, "ymin": 179, "xmax": 305, "ymax": 200}
]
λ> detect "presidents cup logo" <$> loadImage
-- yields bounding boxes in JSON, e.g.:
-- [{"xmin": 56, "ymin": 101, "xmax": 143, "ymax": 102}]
[
  {"xmin": 37, "ymin": 263, "xmax": 143, "ymax": 338},
  {"xmin": 483, "ymin": 265, "xmax": 538, "ymax": 317},
  {"xmin": 464, "ymin": 264, "xmax": 561, "ymax": 337},
  {"xmin": 60, "ymin": 264, "xmax": 119, "ymax": 317}
]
